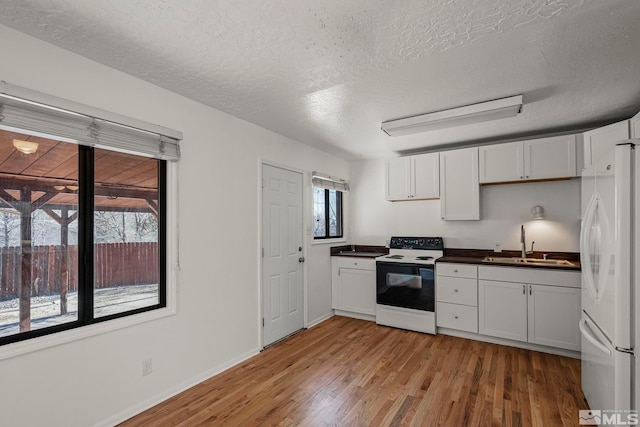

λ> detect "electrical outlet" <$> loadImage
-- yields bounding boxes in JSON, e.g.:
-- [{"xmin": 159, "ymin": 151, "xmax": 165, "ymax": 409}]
[
  {"xmin": 494, "ymin": 241, "xmax": 502, "ymax": 253},
  {"xmin": 142, "ymin": 358, "xmax": 153, "ymax": 376}
]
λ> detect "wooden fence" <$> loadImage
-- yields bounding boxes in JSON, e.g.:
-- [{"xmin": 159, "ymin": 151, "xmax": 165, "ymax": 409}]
[{"xmin": 0, "ymin": 242, "xmax": 158, "ymax": 299}]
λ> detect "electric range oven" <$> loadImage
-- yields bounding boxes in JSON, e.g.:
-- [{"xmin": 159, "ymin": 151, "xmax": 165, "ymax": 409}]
[{"xmin": 375, "ymin": 237, "xmax": 444, "ymax": 334}]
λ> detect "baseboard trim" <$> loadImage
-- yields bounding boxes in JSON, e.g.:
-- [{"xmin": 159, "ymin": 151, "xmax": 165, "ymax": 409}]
[
  {"xmin": 94, "ymin": 346, "xmax": 261, "ymax": 427},
  {"xmin": 437, "ymin": 327, "xmax": 580, "ymax": 359},
  {"xmin": 333, "ymin": 309, "xmax": 376, "ymax": 322},
  {"xmin": 307, "ymin": 312, "xmax": 334, "ymax": 329}
]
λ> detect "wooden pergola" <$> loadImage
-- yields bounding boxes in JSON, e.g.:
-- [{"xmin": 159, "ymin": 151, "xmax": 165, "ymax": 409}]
[{"xmin": 0, "ymin": 129, "xmax": 159, "ymax": 332}]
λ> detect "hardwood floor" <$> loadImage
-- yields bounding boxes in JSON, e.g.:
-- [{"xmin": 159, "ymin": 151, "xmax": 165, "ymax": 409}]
[{"xmin": 120, "ymin": 316, "xmax": 587, "ymax": 426}]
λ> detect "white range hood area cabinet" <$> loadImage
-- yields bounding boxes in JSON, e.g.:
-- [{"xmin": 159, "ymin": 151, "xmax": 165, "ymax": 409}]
[
  {"xmin": 478, "ymin": 134, "xmax": 578, "ymax": 183},
  {"xmin": 439, "ymin": 147, "xmax": 480, "ymax": 220},
  {"xmin": 385, "ymin": 153, "xmax": 439, "ymax": 201}
]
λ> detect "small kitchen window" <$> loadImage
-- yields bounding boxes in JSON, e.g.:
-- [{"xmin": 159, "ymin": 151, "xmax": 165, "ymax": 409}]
[{"xmin": 312, "ymin": 172, "xmax": 348, "ymax": 240}]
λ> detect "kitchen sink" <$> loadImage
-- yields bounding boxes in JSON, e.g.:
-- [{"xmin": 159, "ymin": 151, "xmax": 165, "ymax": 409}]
[{"xmin": 482, "ymin": 257, "xmax": 575, "ymax": 267}]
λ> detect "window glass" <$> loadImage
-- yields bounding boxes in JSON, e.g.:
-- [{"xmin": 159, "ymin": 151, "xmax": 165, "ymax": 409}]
[
  {"xmin": 0, "ymin": 131, "xmax": 79, "ymax": 338},
  {"xmin": 0, "ymin": 129, "xmax": 166, "ymax": 346},
  {"xmin": 313, "ymin": 187, "xmax": 326, "ymax": 238},
  {"xmin": 328, "ymin": 190, "xmax": 340, "ymax": 237},
  {"xmin": 93, "ymin": 149, "xmax": 160, "ymax": 318},
  {"xmin": 313, "ymin": 187, "xmax": 343, "ymax": 239}
]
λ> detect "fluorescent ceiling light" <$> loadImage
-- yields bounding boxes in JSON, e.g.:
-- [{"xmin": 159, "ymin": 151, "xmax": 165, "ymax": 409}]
[{"xmin": 381, "ymin": 95, "xmax": 523, "ymax": 137}]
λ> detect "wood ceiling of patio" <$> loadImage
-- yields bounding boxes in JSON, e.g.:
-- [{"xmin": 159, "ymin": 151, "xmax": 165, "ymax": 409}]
[{"xmin": 0, "ymin": 129, "xmax": 158, "ymax": 213}]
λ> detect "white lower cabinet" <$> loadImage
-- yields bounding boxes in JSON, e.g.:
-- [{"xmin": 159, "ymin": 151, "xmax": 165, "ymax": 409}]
[
  {"xmin": 528, "ymin": 284, "xmax": 581, "ymax": 350},
  {"xmin": 478, "ymin": 280, "xmax": 528, "ymax": 342},
  {"xmin": 436, "ymin": 263, "xmax": 478, "ymax": 333},
  {"xmin": 478, "ymin": 266, "xmax": 581, "ymax": 351},
  {"xmin": 331, "ymin": 257, "xmax": 376, "ymax": 317}
]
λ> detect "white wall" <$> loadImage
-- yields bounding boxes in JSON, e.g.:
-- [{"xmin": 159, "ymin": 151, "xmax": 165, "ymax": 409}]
[
  {"xmin": 0, "ymin": 25, "xmax": 347, "ymax": 426},
  {"xmin": 349, "ymin": 159, "xmax": 581, "ymax": 252}
]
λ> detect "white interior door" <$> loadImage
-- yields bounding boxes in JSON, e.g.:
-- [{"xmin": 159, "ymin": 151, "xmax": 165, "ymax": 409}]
[{"xmin": 262, "ymin": 164, "xmax": 304, "ymax": 347}]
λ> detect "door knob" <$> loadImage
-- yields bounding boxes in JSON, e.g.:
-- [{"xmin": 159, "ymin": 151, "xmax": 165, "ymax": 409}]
[{"xmin": 299, "ymin": 257, "xmax": 305, "ymax": 263}]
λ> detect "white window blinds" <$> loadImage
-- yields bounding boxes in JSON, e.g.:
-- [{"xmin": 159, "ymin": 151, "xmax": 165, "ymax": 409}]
[
  {"xmin": 0, "ymin": 81, "xmax": 182, "ymax": 161},
  {"xmin": 311, "ymin": 172, "xmax": 349, "ymax": 192}
]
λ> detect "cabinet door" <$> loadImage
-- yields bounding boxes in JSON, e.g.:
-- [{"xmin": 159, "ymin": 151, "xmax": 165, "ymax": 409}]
[
  {"xmin": 386, "ymin": 157, "xmax": 411, "ymax": 200},
  {"xmin": 583, "ymin": 121, "xmax": 630, "ymax": 169},
  {"xmin": 524, "ymin": 135, "xmax": 577, "ymax": 180},
  {"xmin": 337, "ymin": 268, "xmax": 376, "ymax": 315},
  {"xmin": 478, "ymin": 280, "xmax": 527, "ymax": 342},
  {"xmin": 527, "ymin": 284, "xmax": 580, "ymax": 351},
  {"xmin": 631, "ymin": 111, "xmax": 640, "ymax": 138},
  {"xmin": 478, "ymin": 142, "xmax": 524, "ymax": 183},
  {"xmin": 440, "ymin": 147, "xmax": 479, "ymax": 220},
  {"xmin": 412, "ymin": 153, "xmax": 440, "ymax": 199}
]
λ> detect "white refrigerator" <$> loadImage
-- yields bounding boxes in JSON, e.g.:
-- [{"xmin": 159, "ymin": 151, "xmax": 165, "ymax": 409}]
[{"xmin": 580, "ymin": 140, "xmax": 637, "ymax": 412}]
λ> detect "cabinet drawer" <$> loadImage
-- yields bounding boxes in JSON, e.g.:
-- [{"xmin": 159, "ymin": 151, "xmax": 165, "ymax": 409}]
[
  {"xmin": 478, "ymin": 266, "xmax": 580, "ymax": 288},
  {"xmin": 335, "ymin": 257, "xmax": 375, "ymax": 270},
  {"xmin": 436, "ymin": 277, "xmax": 477, "ymax": 306},
  {"xmin": 436, "ymin": 263, "xmax": 477, "ymax": 279},
  {"xmin": 436, "ymin": 302, "xmax": 478, "ymax": 333}
]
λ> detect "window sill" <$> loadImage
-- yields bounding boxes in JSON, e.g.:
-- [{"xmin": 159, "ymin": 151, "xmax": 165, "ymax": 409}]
[
  {"xmin": 0, "ymin": 304, "xmax": 176, "ymax": 361},
  {"xmin": 312, "ymin": 238, "xmax": 347, "ymax": 246}
]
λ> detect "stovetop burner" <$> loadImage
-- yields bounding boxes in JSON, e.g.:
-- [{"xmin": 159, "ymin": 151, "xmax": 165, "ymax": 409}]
[{"xmin": 376, "ymin": 236, "xmax": 444, "ymax": 266}]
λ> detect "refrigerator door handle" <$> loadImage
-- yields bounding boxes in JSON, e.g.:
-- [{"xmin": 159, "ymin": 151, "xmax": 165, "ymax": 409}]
[
  {"xmin": 580, "ymin": 316, "xmax": 612, "ymax": 356},
  {"xmin": 580, "ymin": 193, "xmax": 600, "ymax": 301}
]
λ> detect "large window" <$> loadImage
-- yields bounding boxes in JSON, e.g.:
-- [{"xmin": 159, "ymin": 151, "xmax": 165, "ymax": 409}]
[
  {"xmin": 312, "ymin": 173, "xmax": 347, "ymax": 240},
  {"xmin": 0, "ymin": 130, "xmax": 166, "ymax": 345}
]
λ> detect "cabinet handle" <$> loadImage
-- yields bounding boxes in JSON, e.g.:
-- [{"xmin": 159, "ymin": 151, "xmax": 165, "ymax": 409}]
[
  {"xmin": 454, "ymin": 289, "xmax": 459, "ymax": 293},
  {"xmin": 453, "ymin": 269, "xmax": 458, "ymax": 273},
  {"xmin": 454, "ymin": 316, "xmax": 459, "ymax": 319},
  {"xmin": 526, "ymin": 176, "xmax": 529, "ymax": 179},
  {"xmin": 520, "ymin": 176, "xmax": 523, "ymax": 179},
  {"xmin": 522, "ymin": 284, "xmax": 525, "ymax": 294},
  {"xmin": 354, "ymin": 262, "xmax": 358, "ymax": 266},
  {"xmin": 529, "ymin": 285, "xmax": 532, "ymax": 295}
]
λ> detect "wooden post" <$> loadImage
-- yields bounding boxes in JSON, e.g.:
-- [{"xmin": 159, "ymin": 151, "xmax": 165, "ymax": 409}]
[
  {"xmin": 60, "ymin": 206, "xmax": 69, "ymax": 315},
  {"xmin": 19, "ymin": 188, "xmax": 32, "ymax": 333}
]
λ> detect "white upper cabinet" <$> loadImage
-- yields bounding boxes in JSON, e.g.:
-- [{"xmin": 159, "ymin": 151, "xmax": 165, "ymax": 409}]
[
  {"xmin": 479, "ymin": 141, "xmax": 524, "ymax": 183},
  {"xmin": 386, "ymin": 153, "xmax": 439, "ymax": 201},
  {"xmin": 583, "ymin": 120, "xmax": 630, "ymax": 170},
  {"xmin": 386, "ymin": 157, "xmax": 411, "ymax": 200},
  {"xmin": 631, "ymin": 110, "xmax": 640, "ymax": 138},
  {"xmin": 440, "ymin": 147, "xmax": 479, "ymax": 220},
  {"xmin": 524, "ymin": 134, "xmax": 577, "ymax": 180},
  {"xmin": 412, "ymin": 153, "xmax": 440, "ymax": 199},
  {"xmin": 479, "ymin": 135, "xmax": 577, "ymax": 184}
]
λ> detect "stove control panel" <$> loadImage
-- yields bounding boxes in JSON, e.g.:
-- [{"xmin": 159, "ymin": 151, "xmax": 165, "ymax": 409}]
[{"xmin": 389, "ymin": 237, "xmax": 444, "ymax": 250}]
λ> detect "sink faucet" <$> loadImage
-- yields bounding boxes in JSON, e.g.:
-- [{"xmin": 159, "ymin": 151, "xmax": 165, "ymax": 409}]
[{"xmin": 521, "ymin": 225, "xmax": 526, "ymax": 258}]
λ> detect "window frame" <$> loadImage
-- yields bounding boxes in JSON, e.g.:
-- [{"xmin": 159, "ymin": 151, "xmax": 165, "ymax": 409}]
[
  {"xmin": 0, "ymin": 144, "xmax": 171, "ymax": 351},
  {"xmin": 313, "ymin": 188, "xmax": 343, "ymax": 240}
]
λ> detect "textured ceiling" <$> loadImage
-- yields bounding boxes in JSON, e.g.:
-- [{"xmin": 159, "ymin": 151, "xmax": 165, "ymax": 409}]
[{"xmin": 1, "ymin": 0, "xmax": 639, "ymax": 159}]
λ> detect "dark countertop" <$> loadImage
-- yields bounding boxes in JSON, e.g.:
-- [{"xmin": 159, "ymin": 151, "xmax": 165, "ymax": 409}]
[
  {"xmin": 330, "ymin": 245, "xmax": 388, "ymax": 258},
  {"xmin": 438, "ymin": 248, "xmax": 581, "ymax": 271}
]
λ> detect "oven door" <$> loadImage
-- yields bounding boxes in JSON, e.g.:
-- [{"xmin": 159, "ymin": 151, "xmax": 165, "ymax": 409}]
[{"xmin": 376, "ymin": 261, "xmax": 434, "ymax": 312}]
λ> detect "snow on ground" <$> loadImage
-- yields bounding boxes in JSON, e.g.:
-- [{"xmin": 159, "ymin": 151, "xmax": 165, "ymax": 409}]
[{"xmin": 0, "ymin": 284, "xmax": 158, "ymax": 337}]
